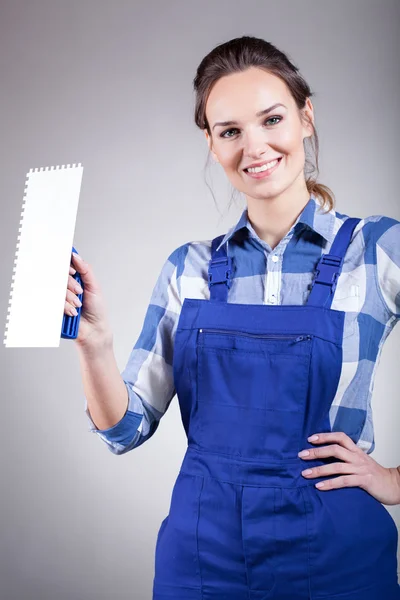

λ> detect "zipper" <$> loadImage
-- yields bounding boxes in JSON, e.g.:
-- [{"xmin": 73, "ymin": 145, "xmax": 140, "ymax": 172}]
[{"xmin": 198, "ymin": 329, "xmax": 312, "ymax": 343}]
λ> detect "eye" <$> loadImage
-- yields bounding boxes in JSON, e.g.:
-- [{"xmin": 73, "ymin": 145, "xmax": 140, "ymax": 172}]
[{"xmin": 220, "ymin": 116, "xmax": 283, "ymax": 139}]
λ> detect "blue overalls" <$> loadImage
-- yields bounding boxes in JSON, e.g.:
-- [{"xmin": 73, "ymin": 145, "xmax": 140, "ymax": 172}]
[{"xmin": 153, "ymin": 217, "xmax": 400, "ymax": 600}]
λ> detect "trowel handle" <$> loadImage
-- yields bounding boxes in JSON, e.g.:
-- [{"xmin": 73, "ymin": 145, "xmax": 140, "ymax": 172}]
[{"xmin": 61, "ymin": 246, "xmax": 84, "ymax": 340}]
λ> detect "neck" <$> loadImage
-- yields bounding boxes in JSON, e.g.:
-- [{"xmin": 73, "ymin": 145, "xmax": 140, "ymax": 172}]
[{"xmin": 245, "ymin": 179, "xmax": 311, "ymax": 250}]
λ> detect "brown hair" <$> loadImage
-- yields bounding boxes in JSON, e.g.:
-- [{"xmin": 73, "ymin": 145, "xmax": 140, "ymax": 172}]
[{"xmin": 193, "ymin": 35, "xmax": 335, "ymax": 213}]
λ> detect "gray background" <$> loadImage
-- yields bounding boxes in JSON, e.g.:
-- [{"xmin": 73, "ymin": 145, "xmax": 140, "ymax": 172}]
[{"xmin": 1, "ymin": 1, "xmax": 399, "ymax": 598}]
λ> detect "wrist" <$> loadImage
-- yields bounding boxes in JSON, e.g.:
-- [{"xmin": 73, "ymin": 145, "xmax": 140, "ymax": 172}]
[{"xmin": 75, "ymin": 331, "xmax": 114, "ymax": 356}]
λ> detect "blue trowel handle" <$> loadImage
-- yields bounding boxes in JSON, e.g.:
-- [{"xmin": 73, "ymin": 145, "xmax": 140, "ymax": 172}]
[{"xmin": 61, "ymin": 246, "xmax": 84, "ymax": 340}]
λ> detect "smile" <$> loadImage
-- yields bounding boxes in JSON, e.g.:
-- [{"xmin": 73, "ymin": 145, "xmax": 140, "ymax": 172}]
[{"xmin": 244, "ymin": 157, "xmax": 283, "ymax": 179}]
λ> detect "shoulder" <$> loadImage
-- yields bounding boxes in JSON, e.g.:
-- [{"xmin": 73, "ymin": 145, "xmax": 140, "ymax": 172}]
[
  {"xmin": 165, "ymin": 239, "xmax": 213, "ymax": 275},
  {"xmin": 357, "ymin": 214, "xmax": 400, "ymax": 244},
  {"xmin": 159, "ymin": 239, "xmax": 215, "ymax": 303},
  {"xmin": 333, "ymin": 206, "xmax": 399, "ymax": 235},
  {"xmin": 355, "ymin": 215, "xmax": 400, "ymax": 268},
  {"xmin": 333, "ymin": 210, "xmax": 400, "ymax": 250}
]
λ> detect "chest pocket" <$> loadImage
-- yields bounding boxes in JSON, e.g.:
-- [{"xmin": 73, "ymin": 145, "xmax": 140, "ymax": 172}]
[
  {"xmin": 332, "ymin": 284, "xmax": 360, "ymax": 311},
  {"xmin": 303, "ymin": 284, "xmax": 360, "ymax": 309},
  {"xmin": 302, "ymin": 284, "xmax": 360, "ymax": 339},
  {"xmin": 331, "ymin": 284, "xmax": 360, "ymax": 339}
]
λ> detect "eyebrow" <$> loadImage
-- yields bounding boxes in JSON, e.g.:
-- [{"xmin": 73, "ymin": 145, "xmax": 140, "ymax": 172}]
[{"xmin": 212, "ymin": 103, "xmax": 287, "ymax": 131}]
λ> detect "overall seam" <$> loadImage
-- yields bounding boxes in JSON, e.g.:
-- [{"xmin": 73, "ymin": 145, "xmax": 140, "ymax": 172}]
[
  {"xmin": 300, "ymin": 485, "xmax": 313, "ymax": 600},
  {"xmin": 195, "ymin": 475, "xmax": 205, "ymax": 599},
  {"xmin": 240, "ymin": 485, "xmax": 252, "ymax": 600}
]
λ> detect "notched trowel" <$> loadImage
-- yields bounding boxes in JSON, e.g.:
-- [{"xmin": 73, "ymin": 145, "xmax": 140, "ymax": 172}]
[{"xmin": 4, "ymin": 164, "xmax": 84, "ymax": 347}]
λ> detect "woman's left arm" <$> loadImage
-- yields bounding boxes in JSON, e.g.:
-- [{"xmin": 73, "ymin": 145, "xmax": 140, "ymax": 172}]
[
  {"xmin": 374, "ymin": 216, "xmax": 400, "ymax": 502},
  {"xmin": 374, "ymin": 215, "xmax": 400, "ymax": 321},
  {"xmin": 299, "ymin": 217, "xmax": 400, "ymax": 505}
]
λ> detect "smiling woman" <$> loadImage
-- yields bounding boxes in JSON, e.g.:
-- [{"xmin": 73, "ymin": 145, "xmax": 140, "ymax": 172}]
[
  {"xmin": 77, "ymin": 34, "xmax": 400, "ymax": 600},
  {"xmin": 152, "ymin": 36, "xmax": 400, "ymax": 600}
]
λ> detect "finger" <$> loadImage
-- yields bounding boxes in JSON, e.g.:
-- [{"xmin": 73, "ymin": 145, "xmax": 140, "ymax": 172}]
[
  {"xmin": 314, "ymin": 475, "xmax": 361, "ymax": 490},
  {"xmin": 72, "ymin": 252, "xmax": 86, "ymax": 266},
  {"xmin": 68, "ymin": 274, "xmax": 83, "ymax": 293},
  {"xmin": 300, "ymin": 443, "xmax": 353, "ymax": 462},
  {"xmin": 302, "ymin": 462, "xmax": 357, "ymax": 478},
  {"xmin": 71, "ymin": 253, "xmax": 91, "ymax": 280},
  {"xmin": 69, "ymin": 266, "xmax": 76, "ymax": 275},
  {"xmin": 308, "ymin": 431, "xmax": 358, "ymax": 452},
  {"xmin": 66, "ymin": 289, "xmax": 82, "ymax": 308},
  {"xmin": 64, "ymin": 300, "xmax": 79, "ymax": 317}
]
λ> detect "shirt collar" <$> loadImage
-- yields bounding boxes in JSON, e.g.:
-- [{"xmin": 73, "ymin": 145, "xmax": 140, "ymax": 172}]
[{"xmin": 216, "ymin": 193, "xmax": 336, "ymax": 251}]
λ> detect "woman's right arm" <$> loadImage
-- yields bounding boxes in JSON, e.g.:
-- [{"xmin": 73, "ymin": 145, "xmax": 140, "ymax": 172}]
[
  {"xmin": 68, "ymin": 245, "xmax": 186, "ymax": 455},
  {"xmin": 75, "ymin": 335, "xmax": 130, "ymax": 433}
]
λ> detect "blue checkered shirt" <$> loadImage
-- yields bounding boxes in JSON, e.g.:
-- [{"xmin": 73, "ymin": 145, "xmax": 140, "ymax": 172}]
[{"xmin": 85, "ymin": 194, "xmax": 400, "ymax": 455}]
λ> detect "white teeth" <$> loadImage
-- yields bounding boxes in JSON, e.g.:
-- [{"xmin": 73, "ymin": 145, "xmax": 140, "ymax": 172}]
[{"xmin": 247, "ymin": 159, "xmax": 279, "ymax": 173}]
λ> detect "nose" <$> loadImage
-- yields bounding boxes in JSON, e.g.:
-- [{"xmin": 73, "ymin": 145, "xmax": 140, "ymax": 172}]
[{"xmin": 242, "ymin": 128, "xmax": 270, "ymax": 158}]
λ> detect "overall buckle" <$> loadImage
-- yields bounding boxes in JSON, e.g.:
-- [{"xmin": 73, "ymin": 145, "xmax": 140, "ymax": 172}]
[
  {"xmin": 208, "ymin": 256, "xmax": 233, "ymax": 288},
  {"xmin": 311, "ymin": 254, "xmax": 343, "ymax": 293}
]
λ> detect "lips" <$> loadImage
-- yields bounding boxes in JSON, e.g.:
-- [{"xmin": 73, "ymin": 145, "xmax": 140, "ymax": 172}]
[
  {"xmin": 244, "ymin": 157, "xmax": 282, "ymax": 172},
  {"xmin": 243, "ymin": 156, "xmax": 283, "ymax": 179}
]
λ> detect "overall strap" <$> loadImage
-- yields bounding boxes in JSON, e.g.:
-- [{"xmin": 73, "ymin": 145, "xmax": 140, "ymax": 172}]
[
  {"xmin": 306, "ymin": 217, "xmax": 361, "ymax": 309},
  {"xmin": 208, "ymin": 235, "xmax": 233, "ymax": 302}
]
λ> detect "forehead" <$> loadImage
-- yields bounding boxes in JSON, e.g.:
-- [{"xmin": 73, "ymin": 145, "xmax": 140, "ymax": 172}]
[{"xmin": 206, "ymin": 68, "xmax": 291, "ymax": 119}]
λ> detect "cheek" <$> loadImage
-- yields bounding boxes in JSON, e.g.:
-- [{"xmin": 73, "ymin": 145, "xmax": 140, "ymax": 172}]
[
  {"xmin": 218, "ymin": 147, "xmax": 238, "ymax": 167},
  {"xmin": 278, "ymin": 130, "xmax": 307, "ymax": 166},
  {"xmin": 289, "ymin": 144, "xmax": 307, "ymax": 165},
  {"xmin": 276, "ymin": 120, "xmax": 304, "ymax": 149}
]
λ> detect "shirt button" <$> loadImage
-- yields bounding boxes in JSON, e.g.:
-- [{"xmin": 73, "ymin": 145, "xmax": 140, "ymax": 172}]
[
  {"xmin": 268, "ymin": 296, "xmax": 277, "ymax": 304},
  {"xmin": 271, "ymin": 255, "xmax": 279, "ymax": 263}
]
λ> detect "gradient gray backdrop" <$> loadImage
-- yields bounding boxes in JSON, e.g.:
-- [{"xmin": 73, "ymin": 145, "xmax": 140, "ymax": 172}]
[{"xmin": 1, "ymin": 1, "xmax": 399, "ymax": 598}]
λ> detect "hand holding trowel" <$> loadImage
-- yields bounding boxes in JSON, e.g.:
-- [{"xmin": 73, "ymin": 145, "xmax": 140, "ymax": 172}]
[{"xmin": 62, "ymin": 248, "xmax": 112, "ymax": 347}]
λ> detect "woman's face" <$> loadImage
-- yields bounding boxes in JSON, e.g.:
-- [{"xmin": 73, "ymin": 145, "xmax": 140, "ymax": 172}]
[{"xmin": 204, "ymin": 67, "xmax": 314, "ymax": 203}]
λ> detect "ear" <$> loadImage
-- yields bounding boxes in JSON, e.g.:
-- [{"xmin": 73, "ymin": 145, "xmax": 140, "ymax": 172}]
[
  {"xmin": 302, "ymin": 98, "xmax": 315, "ymax": 139},
  {"xmin": 204, "ymin": 129, "xmax": 219, "ymax": 163}
]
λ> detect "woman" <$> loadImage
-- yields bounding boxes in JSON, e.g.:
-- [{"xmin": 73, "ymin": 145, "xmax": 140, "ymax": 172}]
[{"xmin": 66, "ymin": 36, "xmax": 400, "ymax": 599}]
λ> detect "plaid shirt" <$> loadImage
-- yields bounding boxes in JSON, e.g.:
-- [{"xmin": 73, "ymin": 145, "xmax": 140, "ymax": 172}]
[{"xmin": 85, "ymin": 194, "xmax": 400, "ymax": 455}]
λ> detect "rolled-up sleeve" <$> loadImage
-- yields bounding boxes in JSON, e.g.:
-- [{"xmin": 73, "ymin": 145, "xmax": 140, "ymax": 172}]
[
  {"xmin": 86, "ymin": 244, "xmax": 187, "ymax": 455},
  {"xmin": 374, "ymin": 216, "xmax": 400, "ymax": 320}
]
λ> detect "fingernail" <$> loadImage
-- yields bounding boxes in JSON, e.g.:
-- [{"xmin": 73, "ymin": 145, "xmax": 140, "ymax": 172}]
[
  {"xmin": 298, "ymin": 450, "xmax": 310, "ymax": 457},
  {"xmin": 308, "ymin": 435, "xmax": 319, "ymax": 442},
  {"xmin": 73, "ymin": 253, "xmax": 82, "ymax": 261}
]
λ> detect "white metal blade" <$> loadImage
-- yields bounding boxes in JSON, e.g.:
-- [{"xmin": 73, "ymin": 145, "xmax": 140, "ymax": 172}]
[{"xmin": 4, "ymin": 164, "xmax": 84, "ymax": 347}]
